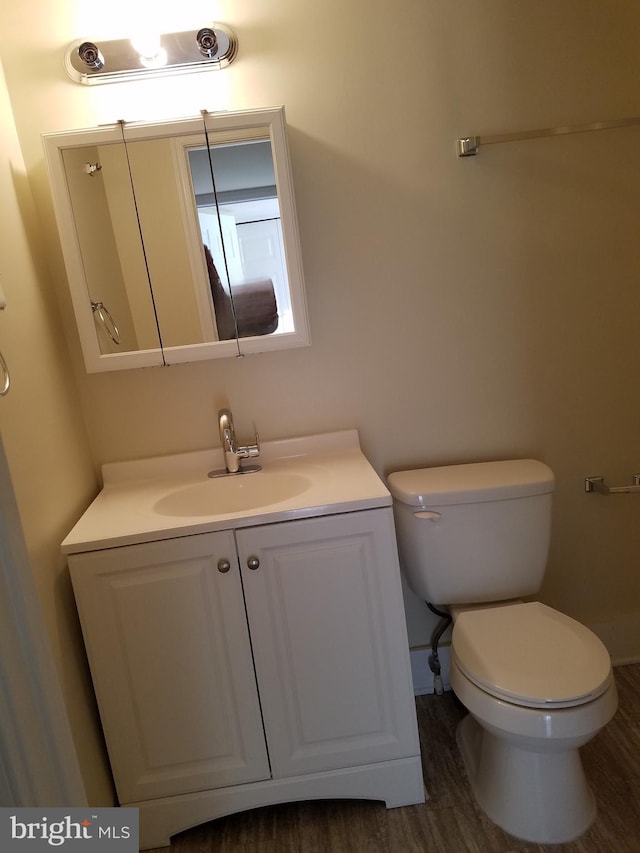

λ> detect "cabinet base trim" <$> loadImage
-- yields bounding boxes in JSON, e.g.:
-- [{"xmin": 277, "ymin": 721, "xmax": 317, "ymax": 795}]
[{"xmin": 133, "ymin": 755, "xmax": 426, "ymax": 850}]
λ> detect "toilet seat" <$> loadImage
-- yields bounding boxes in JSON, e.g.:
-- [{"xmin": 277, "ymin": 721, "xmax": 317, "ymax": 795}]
[{"xmin": 452, "ymin": 601, "xmax": 612, "ymax": 708}]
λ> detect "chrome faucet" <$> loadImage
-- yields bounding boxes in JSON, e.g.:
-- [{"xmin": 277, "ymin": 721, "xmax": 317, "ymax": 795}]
[{"xmin": 217, "ymin": 408, "xmax": 260, "ymax": 474}]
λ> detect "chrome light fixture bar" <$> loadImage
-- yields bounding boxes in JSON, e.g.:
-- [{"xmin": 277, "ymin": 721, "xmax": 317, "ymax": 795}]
[{"xmin": 65, "ymin": 23, "xmax": 238, "ymax": 85}]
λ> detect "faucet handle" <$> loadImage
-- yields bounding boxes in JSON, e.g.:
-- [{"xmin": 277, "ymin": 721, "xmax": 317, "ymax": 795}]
[{"xmin": 238, "ymin": 430, "xmax": 260, "ymax": 459}]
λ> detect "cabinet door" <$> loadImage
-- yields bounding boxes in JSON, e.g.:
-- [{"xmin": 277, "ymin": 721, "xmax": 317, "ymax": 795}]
[
  {"xmin": 69, "ymin": 532, "xmax": 270, "ymax": 803},
  {"xmin": 236, "ymin": 509, "xmax": 420, "ymax": 778}
]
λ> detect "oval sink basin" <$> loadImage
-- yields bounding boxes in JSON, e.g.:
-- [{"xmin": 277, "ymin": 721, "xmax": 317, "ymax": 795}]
[{"xmin": 153, "ymin": 471, "xmax": 311, "ymax": 517}]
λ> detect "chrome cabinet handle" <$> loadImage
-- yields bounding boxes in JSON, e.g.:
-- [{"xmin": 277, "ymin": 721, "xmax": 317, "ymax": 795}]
[
  {"xmin": 247, "ymin": 556, "xmax": 260, "ymax": 570},
  {"xmin": 217, "ymin": 558, "xmax": 231, "ymax": 573}
]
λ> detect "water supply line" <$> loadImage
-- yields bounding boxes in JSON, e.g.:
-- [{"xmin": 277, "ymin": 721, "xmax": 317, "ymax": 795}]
[{"xmin": 426, "ymin": 602, "xmax": 452, "ymax": 695}]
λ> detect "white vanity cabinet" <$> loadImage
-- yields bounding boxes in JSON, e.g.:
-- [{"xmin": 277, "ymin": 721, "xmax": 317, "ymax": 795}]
[{"xmin": 69, "ymin": 508, "xmax": 424, "ymax": 849}]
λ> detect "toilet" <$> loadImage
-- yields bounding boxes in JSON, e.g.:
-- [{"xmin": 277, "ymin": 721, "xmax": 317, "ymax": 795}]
[{"xmin": 387, "ymin": 459, "xmax": 618, "ymax": 844}]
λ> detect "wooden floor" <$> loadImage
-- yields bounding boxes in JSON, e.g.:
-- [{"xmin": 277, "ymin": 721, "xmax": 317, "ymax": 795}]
[{"xmin": 147, "ymin": 663, "xmax": 640, "ymax": 852}]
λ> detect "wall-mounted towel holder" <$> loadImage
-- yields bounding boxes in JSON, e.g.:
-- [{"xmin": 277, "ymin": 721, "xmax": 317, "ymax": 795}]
[
  {"xmin": 585, "ymin": 474, "xmax": 640, "ymax": 495},
  {"xmin": 457, "ymin": 115, "xmax": 640, "ymax": 157},
  {"xmin": 0, "ymin": 351, "xmax": 9, "ymax": 396},
  {"xmin": 91, "ymin": 301, "xmax": 121, "ymax": 346},
  {"xmin": 0, "ymin": 283, "xmax": 8, "ymax": 396}
]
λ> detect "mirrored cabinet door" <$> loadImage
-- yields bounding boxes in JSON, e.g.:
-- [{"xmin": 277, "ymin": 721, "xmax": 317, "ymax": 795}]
[
  {"xmin": 118, "ymin": 132, "xmax": 230, "ymax": 350},
  {"xmin": 50, "ymin": 128, "xmax": 165, "ymax": 369},
  {"xmin": 188, "ymin": 125, "xmax": 290, "ymax": 345},
  {"xmin": 61, "ymin": 144, "xmax": 160, "ymax": 355}
]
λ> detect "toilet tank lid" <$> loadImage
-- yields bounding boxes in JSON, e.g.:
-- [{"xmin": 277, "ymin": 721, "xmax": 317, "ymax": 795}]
[{"xmin": 387, "ymin": 459, "xmax": 554, "ymax": 507}]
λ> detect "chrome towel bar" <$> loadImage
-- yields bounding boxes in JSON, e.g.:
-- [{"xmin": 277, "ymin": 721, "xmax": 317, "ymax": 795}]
[
  {"xmin": 585, "ymin": 474, "xmax": 640, "ymax": 495},
  {"xmin": 457, "ymin": 115, "xmax": 640, "ymax": 157}
]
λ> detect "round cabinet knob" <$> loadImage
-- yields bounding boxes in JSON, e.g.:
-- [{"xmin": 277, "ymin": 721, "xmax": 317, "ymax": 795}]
[
  {"xmin": 217, "ymin": 558, "xmax": 231, "ymax": 574},
  {"xmin": 247, "ymin": 556, "xmax": 260, "ymax": 570}
]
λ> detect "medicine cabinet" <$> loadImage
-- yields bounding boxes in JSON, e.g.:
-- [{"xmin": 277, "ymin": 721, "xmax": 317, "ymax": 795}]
[{"xmin": 43, "ymin": 107, "xmax": 310, "ymax": 372}]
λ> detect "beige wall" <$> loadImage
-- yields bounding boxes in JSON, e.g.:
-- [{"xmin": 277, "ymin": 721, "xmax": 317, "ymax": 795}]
[
  {"xmin": 0, "ymin": 0, "xmax": 639, "ymax": 743},
  {"xmin": 0, "ymin": 56, "xmax": 115, "ymax": 802}
]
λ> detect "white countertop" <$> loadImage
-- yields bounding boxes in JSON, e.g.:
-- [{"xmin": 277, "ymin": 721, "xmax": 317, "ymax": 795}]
[{"xmin": 62, "ymin": 430, "xmax": 391, "ymax": 554}]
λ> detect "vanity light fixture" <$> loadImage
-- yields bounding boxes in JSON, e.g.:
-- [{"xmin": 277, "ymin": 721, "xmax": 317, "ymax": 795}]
[{"xmin": 65, "ymin": 23, "xmax": 238, "ymax": 85}]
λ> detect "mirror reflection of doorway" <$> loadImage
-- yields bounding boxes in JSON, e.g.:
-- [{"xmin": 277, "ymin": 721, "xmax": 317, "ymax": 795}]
[{"xmin": 189, "ymin": 141, "xmax": 292, "ymax": 337}]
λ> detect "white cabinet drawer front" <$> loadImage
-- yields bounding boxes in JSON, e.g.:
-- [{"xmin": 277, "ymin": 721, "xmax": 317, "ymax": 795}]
[
  {"xmin": 236, "ymin": 509, "xmax": 419, "ymax": 778},
  {"xmin": 70, "ymin": 532, "xmax": 270, "ymax": 803}
]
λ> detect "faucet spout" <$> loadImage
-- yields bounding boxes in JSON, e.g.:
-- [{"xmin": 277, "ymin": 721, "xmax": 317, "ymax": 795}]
[
  {"xmin": 218, "ymin": 408, "xmax": 238, "ymax": 472},
  {"xmin": 217, "ymin": 408, "xmax": 260, "ymax": 474}
]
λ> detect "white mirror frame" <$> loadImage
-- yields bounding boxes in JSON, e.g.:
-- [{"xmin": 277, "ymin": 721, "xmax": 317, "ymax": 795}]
[{"xmin": 42, "ymin": 107, "xmax": 310, "ymax": 372}]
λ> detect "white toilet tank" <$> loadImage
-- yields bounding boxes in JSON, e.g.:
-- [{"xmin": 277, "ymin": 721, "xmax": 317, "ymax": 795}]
[{"xmin": 387, "ymin": 459, "xmax": 555, "ymax": 606}]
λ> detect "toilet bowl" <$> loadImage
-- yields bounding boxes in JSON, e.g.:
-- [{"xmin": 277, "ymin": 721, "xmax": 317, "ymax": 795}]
[
  {"xmin": 449, "ymin": 601, "xmax": 617, "ymax": 843},
  {"xmin": 386, "ymin": 459, "xmax": 618, "ymax": 844}
]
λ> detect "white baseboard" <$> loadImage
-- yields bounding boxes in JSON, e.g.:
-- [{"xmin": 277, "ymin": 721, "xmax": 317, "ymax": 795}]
[{"xmin": 410, "ymin": 646, "xmax": 451, "ymax": 695}]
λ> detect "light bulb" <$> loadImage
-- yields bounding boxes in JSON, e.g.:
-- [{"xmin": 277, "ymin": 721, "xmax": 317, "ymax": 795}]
[{"xmin": 130, "ymin": 32, "xmax": 167, "ymax": 68}]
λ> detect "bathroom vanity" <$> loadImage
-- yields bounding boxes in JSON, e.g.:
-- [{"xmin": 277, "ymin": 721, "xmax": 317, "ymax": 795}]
[{"xmin": 63, "ymin": 431, "xmax": 424, "ymax": 849}]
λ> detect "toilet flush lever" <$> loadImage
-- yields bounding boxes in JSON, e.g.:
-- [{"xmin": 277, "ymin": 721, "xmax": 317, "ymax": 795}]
[{"xmin": 414, "ymin": 510, "xmax": 441, "ymax": 520}]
